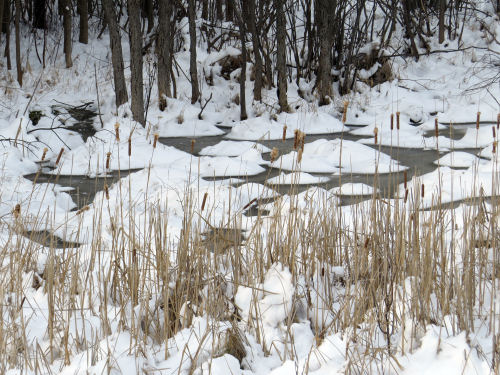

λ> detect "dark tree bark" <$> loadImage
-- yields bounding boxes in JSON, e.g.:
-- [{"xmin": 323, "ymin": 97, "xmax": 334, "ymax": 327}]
[
  {"xmin": 248, "ymin": 0, "xmax": 262, "ymax": 102},
  {"xmin": 15, "ymin": 0, "xmax": 22, "ymax": 86},
  {"xmin": 235, "ymin": 2, "xmax": 247, "ymax": 120},
  {"xmin": 3, "ymin": 0, "xmax": 11, "ymax": 70},
  {"xmin": 275, "ymin": 0, "xmax": 289, "ymax": 112},
  {"xmin": 0, "ymin": 0, "xmax": 4, "ymax": 45},
  {"xmin": 128, "ymin": 0, "xmax": 145, "ymax": 125},
  {"xmin": 144, "ymin": 0, "xmax": 154, "ymax": 33},
  {"xmin": 62, "ymin": 0, "xmax": 73, "ymax": 68},
  {"xmin": 225, "ymin": 0, "xmax": 233, "ymax": 21},
  {"xmin": 188, "ymin": 0, "xmax": 200, "ymax": 104},
  {"xmin": 317, "ymin": 0, "xmax": 333, "ymax": 105},
  {"xmin": 438, "ymin": 0, "xmax": 445, "ymax": 44},
  {"xmin": 158, "ymin": 0, "xmax": 173, "ymax": 110},
  {"xmin": 33, "ymin": 0, "xmax": 46, "ymax": 29},
  {"xmin": 102, "ymin": 0, "xmax": 129, "ymax": 109},
  {"xmin": 216, "ymin": 0, "xmax": 223, "ymax": 21},
  {"xmin": 79, "ymin": 0, "xmax": 89, "ymax": 44}
]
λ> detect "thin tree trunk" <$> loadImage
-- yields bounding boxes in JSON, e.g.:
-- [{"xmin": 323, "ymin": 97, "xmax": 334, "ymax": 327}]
[
  {"xmin": 79, "ymin": 0, "xmax": 89, "ymax": 44},
  {"xmin": 128, "ymin": 0, "xmax": 145, "ymax": 125},
  {"xmin": 158, "ymin": 0, "xmax": 172, "ymax": 110},
  {"xmin": 216, "ymin": 0, "xmax": 223, "ymax": 21},
  {"xmin": 15, "ymin": 0, "xmax": 22, "ymax": 86},
  {"xmin": 236, "ymin": 2, "xmax": 247, "ymax": 120},
  {"xmin": 4, "ymin": 0, "xmax": 12, "ymax": 70},
  {"xmin": 225, "ymin": 0, "xmax": 233, "ymax": 21},
  {"xmin": 188, "ymin": 0, "xmax": 200, "ymax": 104},
  {"xmin": 33, "ymin": 0, "xmax": 46, "ymax": 29},
  {"xmin": 62, "ymin": 0, "xmax": 73, "ymax": 68},
  {"xmin": 0, "ymin": 0, "xmax": 4, "ymax": 45},
  {"xmin": 318, "ymin": 0, "xmax": 333, "ymax": 105},
  {"xmin": 438, "ymin": 0, "xmax": 445, "ymax": 44},
  {"xmin": 248, "ymin": 0, "xmax": 262, "ymax": 102},
  {"xmin": 144, "ymin": 0, "xmax": 154, "ymax": 33},
  {"xmin": 275, "ymin": 0, "xmax": 289, "ymax": 112}
]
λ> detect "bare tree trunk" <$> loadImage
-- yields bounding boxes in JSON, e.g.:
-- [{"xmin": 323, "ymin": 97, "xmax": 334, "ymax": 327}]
[
  {"xmin": 317, "ymin": 0, "xmax": 333, "ymax": 105},
  {"xmin": 248, "ymin": 0, "xmax": 262, "ymax": 102},
  {"xmin": 103, "ymin": 0, "xmax": 129, "ymax": 108},
  {"xmin": 225, "ymin": 0, "xmax": 233, "ymax": 21},
  {"xmin": 4, "ymin": 0, "xmax": 12, "ymax": 70},
  {"xmin": 144, "ymin": 0, "xmax": 154, "ymax": 33},
  {"xmin": 0, "ymin": 0, "xmax": 4, "ymax": 45},
  {"xmin": 15, "ymin": 0, "xmax": 22, "ymax": 86},
  {"xmin": 216, "ymin": 0, "xmax": 223, "ymax": 21},
  {"xmin": 438, "ymin": 0, "xmax": 445, "ymax": 44},
  {"xmin": 128, "ymin": 0, "xmax": 145, "ymax": 125},
  {"xmin": 158, "ymin": 0, "xmax": 172, "ymax": 110},
  {"xmin": 188, "ymin": 0, "xmax": 200, "ymax": 104},
  {"xmin": 275, "ymin": 0, "xmax": 289, "ymax": 112},
  {"xmin": 33, "ymin": 0, "xmax": 46, "ymax": 29},
  {"xmin": 79, "ymin": 0, "xmax": 89, "ymax": 44},
  {"xmin": 235, "ymin": 1, "xmax": 247, "ymax": 120},
  {"xmin": 62, "ymin": 0, "xmax": 73, "ymax": 68}
]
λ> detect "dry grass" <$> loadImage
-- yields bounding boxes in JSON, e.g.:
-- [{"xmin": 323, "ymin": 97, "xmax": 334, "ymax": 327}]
[{"xmin": 0, "ymin": 148, "xmax": 499, "ymax": 374}]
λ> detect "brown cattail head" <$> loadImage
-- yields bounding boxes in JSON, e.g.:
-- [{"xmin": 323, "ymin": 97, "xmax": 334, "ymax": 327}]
[
  {"xmin": 76, "ymin": 205, "xmax": 90, "ymax": 215},
  {"xmin": 493, "ymin": 141, "xmax": 497, "ymax": 154},
  {"xmin": 297, "ymin": 148, "xmax": 303, "ymax": 163},
  {"xmin": 404, "ymin": 189, "xmax": 408, "ymax": 203},
  {"xmin": 342, "ymin": 101, "xmax": 349, "ymax": 124},
  {"xmin": 104, "ymin": 184, "xmax": 110, "ymax": 200},
  {"xmin": 270, "ymin": 147, "xmax": 279, "ymax": 163},
  {"xmin": 476, "ymin": 112, "xmax": 481, "ymax": 129},
  {"xmin": 282, "ymin": 125, "xmax": 287, "ymax": 142},
  {"xmin": 300, "ymin": 132, "xmax": 306, "ymax": 151},
  {"xmin": 396, "ymin": 112, "xmax": 400, "ymax": 130},
  {"xmin": 190, "ymin": 139, "xmax": 196, "ymax": 154},
  {"xmin": 390, "ymin": 114, "xmax": 394, "ymax": 130},
  {"xmin": 293, "ymin": 129, "xmax": 299, "ymax": 149},
  {"xmin": 435, "ymin": 118, "xmax": 439, "ymax": 137},
  {"xmin": 421, "ymin": 183, "xmax": 425, "ymax": 198},
  {"xmin": 106, "ymin": 152, "xmax": 111, "ymax": 169},
  {"xmin": 374, "ymin": 127, "xmax": 379, "ymax": 144},
  {"xmin": 128, "ymin": 137, "xmax": 132, "ymax": 156},
  {"xmin": 404, "ymin": 170, "xmax": 408, "ymax": 189},
  {"xmin": 55, "ymin": 148, "xmax": 64, "ymax": 165},
  {"xmin": 12, "ymin": 204, "xmax": 20, "ymax": 218},
  {"xmin": 201, "ymin": 192, "xmax": 208, "ymax": 211},
  {"xmin": 114, "ymin": 123, "xmax": 120, "ymax": 141},
  {"xmin": 497, "ymin": 113, "xmax": 500, "ymax": 129},
  {"xmin": 493, "ymin": 126, "xmax": 496, "ymax": 139},
  {"xmin": 41, "ymin": 147, "xmax": 48, "ymax": 161},
  {"xmin": 153, "ymin": 133, "xmax": 159, "ymax": 148}
]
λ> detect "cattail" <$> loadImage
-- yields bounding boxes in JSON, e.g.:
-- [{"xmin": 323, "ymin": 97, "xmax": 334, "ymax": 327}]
[
  {"xmin": 114, "ymin": 123, "xmax": 120, "ymax": 141},
  {"xmin": 128, "ymin": 137, "xmax": 132, "ymax": 156},
  {"xmin": 493, "ymin": 141, "xmax": 497, "ymax": 154},
  {"xmin": 55, "ymin": 148, "xmax": 64, "ymax": 165},
  {"xmin": 243, "ymin": 198, "xmax": 257, "ymax": 210},
  {"xmin": 364, "ymin": 237, "xmax": 370, "ymax": 248},
  {"xmin": 153, "ymin": 133, "xmax": 159, "ymax": 148},
  {"xmin": 476, "ymin": 112, "xmax": 481, "ymax": 129},
  {"xmin": 390, "ymin": 114, "xmax": 394, "ymax": 130},
  {"xmin": 104, "ymin": 184, "xmax": 110, "ymax": 200},
  {"xmin": 297, "ymin": 148, "xmax": 303, "ymax": 163},
  {"xmin": 300, "ymin": 132, "xmax": 306, "ymax": 151},
  {"xmin": 404, "ymin": 189, "xmax": 408, "ymax": 203},
  {"xmin": 270, "ymin": 147, "xmax": 279, "ymax": 163},
  {"xmin": 201, "ymin": 192, "xmax": 208, "ymax": 211},
  {"xmin": 191, "ymin": 139, "xmax": 196, "ymax": 154},
  {"xmin": 404, "ymin": 170, "xmax": 407, "ymax": 189},
  {"xmin": 106, "ymin": 152, "xmax": 111, "ymax": 169},
  {"xmin": 421, "ymin": 183, "xmax": 425, "ymax": 198},
  {"xmin": 493, "ymin": 126, "xmax": 496, "ymax": 139},
  {"xmin": 374, "ymin": 127, "xmax": 379, "ymax": 144},
  {"xmin": 41, "ymin": 147, "xmax": 48, "ymax": 161},
  {"xmin": 76, "ymin": 205, "xmax": 90, "ymax": 215},
  {"xmin": 342, "ymin": 101, "xmax": 349, "ymax": 124},
  {"xmin": 396, "ymin": 112, "xmax": 400, "ymax": 130},
  {"xmin": 497, "ymin": 113, "xmax": 499, "ymax": 129},
  {"xmin": 12, "ymin": 204, "xmax": 20, "ymax": 218},
  {"xmin": 282, "ymin": 125, "xmax": 287, "ymax": 142},
  {"xmin": 293, "ymin": 129, "xmax": 299, "ymax": 149},
  {"xmin": 435, "ymin": 118, "xmax": 439, "ymax": 137}
]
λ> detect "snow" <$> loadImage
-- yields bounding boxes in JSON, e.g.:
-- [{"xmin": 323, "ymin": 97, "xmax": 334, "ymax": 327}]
[{"xmin": 330, "ymin": 183, "xmax": 377, "ymax": 196}]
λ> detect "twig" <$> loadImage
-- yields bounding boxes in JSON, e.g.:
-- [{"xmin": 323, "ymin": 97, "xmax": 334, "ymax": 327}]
[
  {"xmin": 94, "ymin": 65, "xmax": 104, "ymax": 128},
  {"xmin": 198, "ymin": 93, "xmax": 213, "ymax": 120}
]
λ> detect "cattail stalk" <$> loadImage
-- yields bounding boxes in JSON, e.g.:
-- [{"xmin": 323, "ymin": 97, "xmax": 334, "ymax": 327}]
[
  {"xmin": 41, "ymin": 148, "xmax": 48, "ymax": 161},
  {"xmin": 374, "ymin": 127, "xmax": 379, "ymax": 144},
  {"xmin": 153, "ymin": 134, "xmax": 159, "ymax": 148},
  {"xmin": 270, "ymin": 147, "xmax": 279, "ymax": 163},
  {"xmin": 106, "ymin": 152, "xmax": 111, "ymax": 169},
  {"xmin": 128, "ymin": 137, "xmax": 132, "ymax": 156},
  {"xmin": 282, "ymin": 125, "xmax": 287, "ymax": 142},
  {"xmin": 297, "ymin": 148, "xmax": 303, "ymax": 163},
  {"xmin": 396, "ymin": 112, "xmax": 400, "ymax": 130},
  {"xmin": 114, "ymin": 123, "xmax": 120, "ymax": 141},
  {"xmin": 435, "ymin": 118, "xmax": 439, "ymax": 137},
  {"xmin": 476, "ymin": 112, "xmax": 481, "ymax": 129},
  {"xmin": 390, "ymin": 114, "xmax": 394, "ymax": 130},
  {"xmin": 55, "ymin": 148, "xmax": 64, "ymax": 165},
  {"xmin": 191, "ymin": 139, "xmax": 196, "ymax": 154},
  {"xmin": 201, "ymin": 192, "xmax": 208, "ymax": 211},
  {"xmin": 404, "ymin": 171, "xmax": 407, "ymax": 189},
  {"xmin": 421, "ymin": 184, "xmax": 425, "ymax": 198},
  {"xmin": 104, "ymin": 184, "xmax": 110, "ymax": 200},
  {"xmin": 342, "ymin": 101, "xmax": 349, "ymax": 124},
  {"xmin": 293, "ymin": 129, "xmax": 299, "ymax": 149}
]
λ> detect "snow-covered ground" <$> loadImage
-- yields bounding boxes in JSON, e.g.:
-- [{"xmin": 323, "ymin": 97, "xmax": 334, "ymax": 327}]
[{"xmin": 0, "ymin": 1, "xmax": 499, "ymax": 374}]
